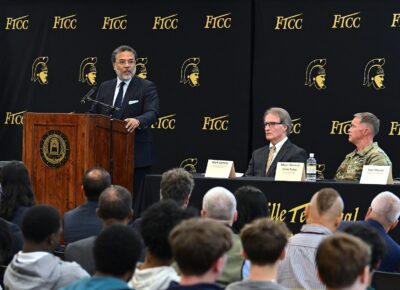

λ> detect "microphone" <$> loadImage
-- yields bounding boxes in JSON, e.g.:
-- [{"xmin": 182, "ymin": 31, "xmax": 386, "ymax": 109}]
[{"xmin": 81, "ymin": 86, "xmax": 97, "ymax": 104}]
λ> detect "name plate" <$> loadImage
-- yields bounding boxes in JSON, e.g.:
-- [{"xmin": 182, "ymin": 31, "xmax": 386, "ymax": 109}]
[
  {"xmin": 205, "ymin": 159, "xmax": 236, "ymax": 178},
  {"xmin": 360, "ymin": 165, "xmax": 393, "ymax": 185},
  {"xmin": 275, "ymin": 162, "xmax": 305, "ymax": 182}
]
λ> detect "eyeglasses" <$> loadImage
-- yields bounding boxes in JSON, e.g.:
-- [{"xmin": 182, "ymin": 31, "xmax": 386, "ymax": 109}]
[
  {"xmin": 264, "ymin": 122, "xmax": 282, "ymax": 128},
  {"xmin": 117, "ymin": 59, "xmax": 136, "ymax": 65}
]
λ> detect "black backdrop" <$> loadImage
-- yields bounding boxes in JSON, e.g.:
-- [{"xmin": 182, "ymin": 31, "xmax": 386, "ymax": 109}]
[{"xmin": 1, "ymin": 0, "xmax": 400, "ymax": 179}]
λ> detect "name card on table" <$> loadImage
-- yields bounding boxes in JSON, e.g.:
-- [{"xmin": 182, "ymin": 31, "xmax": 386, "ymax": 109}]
[
  {"xmin": 360, "ymin": 165, "xmax": 393, "ymax": 185},
  {"xmin": 205, "ymin": 159, "xmax": 236, "ymax": 178},
  {"xmin": 275, "ymin": 162, "xmax": 305, "ymax": 182}
]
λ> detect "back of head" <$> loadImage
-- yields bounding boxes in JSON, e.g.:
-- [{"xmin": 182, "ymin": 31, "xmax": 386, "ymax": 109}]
[
  {"xmin": 22, "ymin": 205, "xmax": 60, "ymax": 244},
  {"xmin": 354, "ymin": 112, "xmax": 380, "ymax": 137},
  {"xmin": 233, "ymin": 186, "xmax": 269, "ymax": 233},
  {"xmin": 309, "ymin": 188, "xmax": 343, "ymax": 224},
  {"xmin": 160, "ymin": 168, "xmax": 194, "ymax": 206},
  {"xmin": 369, "ymin": 191, "xmax": 400, "ymax": 226},
  {"xmin": 316, "ymin": 233, "xmax": 370, "ymax": 289},
  {"xmin": 140, "ymin": 199, "xmax": 196, "ymax": 260},
  {"xmin": 94, "ymin": 224, "xmax": 142, "ymax": 276},
  {"xmin": 202, "ymin": 187, "xmax": 236, "ymax": 223},
  {"xmin": 342, "ymin": 223, "xmax": 386, "ymax": 270},
  {"xmin": 0, "ymin": 161, "xmax": 35, "ymax": 220},
  {"xmin": 241, "ymin": 218, "xmax": 288, "ymax": 265},
  {"xmin": 169, "ymin": 218, "xmax": 232, "ymax": 276},
  {"xmin": 83, "ymin": 167, "xmax": 111, "ymax": 200},
  {"xmin": 98, "ymin": 185, "xmax": 132, "ymax": 221}
]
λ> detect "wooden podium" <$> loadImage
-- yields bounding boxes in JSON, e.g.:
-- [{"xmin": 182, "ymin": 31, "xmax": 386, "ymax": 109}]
[{"xmin": 22, "ymin": 112, "xmax": 134, "ymax": 215}]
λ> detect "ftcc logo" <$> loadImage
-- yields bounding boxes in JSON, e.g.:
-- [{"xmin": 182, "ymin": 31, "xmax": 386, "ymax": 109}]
[
  {"xmin": 305, "ymin": 58, "xmax": 326, "ymax": 90},
  {"xmin": 79, "ymin": 57, "xmax": 97, "ymax": 85},
  {"xmin": 363, "ymin": 58, "xmax": 385, "ymax": 90},
  {"xmin": 180, "ymin": 57, "xmax": 200, "ymax": 87},
  {"xmin": 136, "ymin": 57, "xmax": 148, "ymax": 79},
  {"xmin": 31, "ymin": 56, "xmax": 49, "ymax": 85}
]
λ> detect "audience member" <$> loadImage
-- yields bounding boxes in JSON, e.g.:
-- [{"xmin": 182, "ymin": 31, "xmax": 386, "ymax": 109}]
[
  {"xmin": 201, "ymin": 186, "xmax": 242, "ymax": 284},
  {"xmin": 4, "ymin": 205, "xmax": 89, "ymax": 290},
  {"xmin": 232, "ymin": 185, "xmax": 269, "ymax": 233},
  {"xmin": 342, "ymin": 223, "xmax": 386, "ymax": 290},
  {"xmin": 316, "ymin": 233, "xmax": 371, "ymax": 290},
  {"xmin": 160, "ymin": 168, "xmax": 194, "ymax": 207},
  {"xmin": 226, "ymin": 218, "xmax": 289, "ymax": 290},
  {"xmin": 61, "ymin": 224, "xmax": 142, "ymax": 290},
  {"xmin": 362, "ymin": 191, "xmax": 400, "ymax": 272},
  {"xmin": 335, "ymin": 112, "xmax": 391, "ymax": 181},
  {"xmin": 63, "ymin": 167, "xmax": 111, "ymax": 243},
  {"xmin": 0, "ymin": 161, "xmax": 35, "ymax": 227},
  {"xmin": 128, "ymin": 200, "xmax": 195, "ymax": 290},
  {"xmin": 277, "ymin": 188, "xmax": 344, "ymax": 289},
  {"xmin": 65, "ymin": 185, "xmax": 133, "ymax": 275},
  {"xmin": 0, "ymin": 217, "xmax": 23, "ymax": 265},
  {"xmin": 166, "ymin": 218, "xmax": 232, "ymax": 290}
]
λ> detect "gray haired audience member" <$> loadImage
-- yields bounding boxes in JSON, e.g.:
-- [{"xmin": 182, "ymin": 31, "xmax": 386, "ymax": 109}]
[
  {"xmin": 61, "ymin": 224, "xmax": 142, "ymax": 290},
  {"xmin": 65, "ymin": 185, "xmax": 133, "ymax": 275},
  {"xmin": 316, "ymin": 233, "xmax": 371, "ymax": 290},
  {"xmin": 227, "ymin": 218, "xmax": 289, "ymax": 290},
  {"xmin": 160, "ymin": 168, "xmax": 194, "ymax": 208},
  {"xmin": 4, "ymin": 205, "xmax": 89, "ymax": 290},
  {"xmin": 128, "ymin": 200, "xmax": 195, "ymax": 290},
  {"xmin": 165, "ymin": 218, "xmax": 232, "ymax": 290},
  {"xmin": 362, "ymin": 191, "xmax": 400, "ymax": 272},
  {"xmin": 201, "ymin": 186, "xmax": 243, "ymax": 284},
  {"xmin": 277, "ymin": 188, "xmax": 344, "ymax": 290}
]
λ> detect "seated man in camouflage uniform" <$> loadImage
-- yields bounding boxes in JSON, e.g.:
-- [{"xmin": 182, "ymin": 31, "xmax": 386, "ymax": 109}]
[{"xmin": 335, "ymin": 112, "xmax": 391, "ymax": 181}]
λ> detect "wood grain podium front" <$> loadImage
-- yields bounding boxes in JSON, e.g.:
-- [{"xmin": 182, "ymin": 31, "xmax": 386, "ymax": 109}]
[{"xmin": 22, "ymin": 112, "xmax": 134, "ymax": 215}]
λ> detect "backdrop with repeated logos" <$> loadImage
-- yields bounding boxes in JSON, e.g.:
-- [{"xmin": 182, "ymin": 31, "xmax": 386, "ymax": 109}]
[{"xmin": 1, "ymin": 0, "xmax": 400, "ymax": 183}]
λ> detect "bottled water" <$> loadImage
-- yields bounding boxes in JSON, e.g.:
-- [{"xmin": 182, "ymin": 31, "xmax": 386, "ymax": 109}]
[{"xmin": 306, "ymin": 153, "xmax": 317, "ymax": 182}]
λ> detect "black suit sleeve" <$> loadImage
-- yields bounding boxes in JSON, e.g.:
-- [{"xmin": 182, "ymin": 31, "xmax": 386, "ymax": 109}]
[{"xmin": 136, "ymin": 81, "xmax": 160, "ymax": 129}]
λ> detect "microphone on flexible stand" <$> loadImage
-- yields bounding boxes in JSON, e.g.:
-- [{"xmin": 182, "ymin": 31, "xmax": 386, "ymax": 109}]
[{"xmin": 80, "ymin": 86, "xmax": 97, "ymax": 104}]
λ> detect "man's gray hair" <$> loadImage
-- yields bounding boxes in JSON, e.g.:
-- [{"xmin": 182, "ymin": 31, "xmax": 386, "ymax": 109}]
[
  {"xmin": 111, "ymin": 45, "xmax": 137, "ymax": 63},
  {"xmin": 354, "ymin": 112, "xmax": 380, "ymax": 137},
  {"xmin": 264, "ymin": 107, "xmax": 292, "ymax": 135},
  {"xmin": 371, "ymin": 191, "xmax": 400, "ymax": 224},
  {"xmin": 202, "ymin": 187, "xmax": 236, "ymax": 222}
]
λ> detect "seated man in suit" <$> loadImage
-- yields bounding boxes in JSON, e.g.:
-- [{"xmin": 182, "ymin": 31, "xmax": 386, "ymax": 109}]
[
  {"xmin": 246, "ymin": 107, "xmax": 308, "ymax": 177},
  {"xmin": 63, "ymin": 167, "xmax": 111, "ymax": 244}
]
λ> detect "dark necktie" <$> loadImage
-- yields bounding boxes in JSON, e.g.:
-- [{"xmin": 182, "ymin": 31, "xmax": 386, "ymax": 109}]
[{"xmin": 112, "ymin": 82, "xmax": 125, "ymax": 119}]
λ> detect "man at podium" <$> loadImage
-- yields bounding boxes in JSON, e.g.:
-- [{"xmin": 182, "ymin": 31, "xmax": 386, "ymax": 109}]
[{"xmin": 89, "ymin": 45, "xmax": 160, "ymax": 200}]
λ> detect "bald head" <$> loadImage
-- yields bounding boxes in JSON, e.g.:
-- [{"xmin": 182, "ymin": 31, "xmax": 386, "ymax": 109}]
[
  {"xmin": 367, "ymin": 191, "xmax": 400, "ymax": 228},
  {"xmin": 307, "ymin": 188, "xmax": 344, "ymax": 230},
  {"xmin": 98, "ymin": 185, "xmax": 132, "ymax": 222}
]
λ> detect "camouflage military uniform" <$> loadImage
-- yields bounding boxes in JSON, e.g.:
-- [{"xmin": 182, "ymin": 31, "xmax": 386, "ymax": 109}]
[{"xmin": 335, "ymin": 142, "xmax": 392, "ymax": 181}]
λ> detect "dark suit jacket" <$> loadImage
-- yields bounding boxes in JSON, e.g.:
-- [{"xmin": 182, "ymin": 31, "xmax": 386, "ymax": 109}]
[
  {"xmin": 65, "ymin": 236, "xmax": 96, "ymax": 275},
  {"xmin": 245, "ymin": 139, "xmax": 308, "ymax": 177},
  {"xmin": 63, "ymin": 201, "xmax": 102, "ymax": 244},
  {"xmin": 89, "ymin": 76, "xmax": 160, "ymax": 168}
]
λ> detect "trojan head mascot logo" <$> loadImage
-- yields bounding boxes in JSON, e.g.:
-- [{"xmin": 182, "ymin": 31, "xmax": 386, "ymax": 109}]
[
  {"xmin": 31, "ymin": 56, "xmax": 49, "ymax": 85},
  {"xmin": 136, "ymin": 57, "xmax": 148, "ymax": 79},
  {"xmin": 363, "ymin": 58, "xmax": 385, "ymax": 90},
  {"xmin": 79, "ymin": 57, "xmax": 97, "ymax": 85},
  {"xmin": 305, "ymin": 58, "xmax": 327, "ymax": 90},
  {"xmin": 180, "ymin": 57, "xmax": 200, "ymax": 87},
  {"xmin": 179, "ymin": 158, "xmax": 198, "ymax": 173}
]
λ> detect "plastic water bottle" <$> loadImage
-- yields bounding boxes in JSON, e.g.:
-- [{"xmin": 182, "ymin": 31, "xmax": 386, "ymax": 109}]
[{"xmin": 306, "ymin": 153, "xmax": 317, "ymax": 182}]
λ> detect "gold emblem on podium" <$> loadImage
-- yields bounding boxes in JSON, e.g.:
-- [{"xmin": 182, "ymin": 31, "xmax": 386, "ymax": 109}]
[{"xmin": 40, "ymin": 130, "xmax": 70, "ymax": 168}]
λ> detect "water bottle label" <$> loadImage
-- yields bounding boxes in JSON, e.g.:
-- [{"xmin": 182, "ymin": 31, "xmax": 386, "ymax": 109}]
[{"xmin": 307, "ymin": 165, "xmax": 316, "ymax": 174}]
